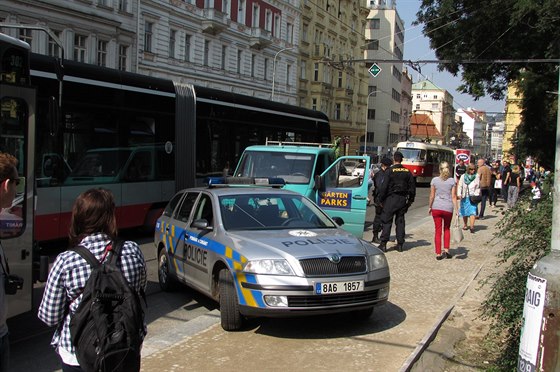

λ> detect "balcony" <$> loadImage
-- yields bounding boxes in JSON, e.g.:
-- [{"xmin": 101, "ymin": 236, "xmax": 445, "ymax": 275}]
[
  {"xmin": 201, "ymin": 9, "xmax": 229, "ymax": 35},
  {"xmin": 249, "ymin": 28, "xmax": 272, "ymax": 49}
]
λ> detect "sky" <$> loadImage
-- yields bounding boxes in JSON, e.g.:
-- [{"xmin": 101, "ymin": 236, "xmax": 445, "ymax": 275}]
[{"xmin": 396, "ymin": 0, "xmax": 506, "ymax": 115}]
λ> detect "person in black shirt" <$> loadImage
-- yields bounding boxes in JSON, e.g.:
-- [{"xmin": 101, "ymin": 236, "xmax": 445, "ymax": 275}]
[
  {"xmin": 377, "ymin": 152, "xmax": 416, "ymax": 252},
  {"xmin": 371, "ymin": 157, "xmax": 392, "ymax": 244},
  {"xmin": 455, "ymin": 159, "xmax": 467, "ymax": 181}
]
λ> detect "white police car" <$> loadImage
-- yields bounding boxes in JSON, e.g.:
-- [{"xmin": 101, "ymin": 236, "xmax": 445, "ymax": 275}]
[{"xmin": 154, "ymin": 177, "xmax": 390, "ymax": 331}]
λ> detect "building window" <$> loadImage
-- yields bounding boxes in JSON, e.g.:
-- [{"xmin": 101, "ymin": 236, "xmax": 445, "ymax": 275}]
[
  {"xmin": 252, "ymin": 4, "xmax": 259, "ymax": 28},
  {"xmin": 251, "ymin": 54, "xmax": 256, "ymax": 77},
  {"xmin": 185, "ymin": 34, "xmax": 192, "ymax": 62},
  {"xmin": 221, "ymin": 45, "xmax": 227, "ymax": 70},
  {"xmin": 392, "ymin": 66, "xmax": 402, "ymax": 81},
  {"xmin": 99, "ymin": 0, "xmax": 109, "ymax": 6},
  {"xmin": 286, "ymin": 23, "xmax": 294, "ymax": 44},
  {"xmin": 238, "ymin": 0, "xmax": 246, "ymax": 24},
  {"xmin": 337, "ymin": 71, "xmax": 343, "ymax": 88},
  {"xmin": 264, "ymin": 58, "xmax": 269, "ymax": 80},
  {"xmin": 432, "ymin": 103, "xmax": 439, "ymax": 110},
  {"xmin": 144, "ymin": 21, "xmax": 153, "ymax": 53},
  {"xmin": 97, "ymin": 40, "xmax": 108, "ymax": 66},
  {"xmin": 19, "ymin": 29, "xmax": 33, "ymax": 50},
  {"xmin": 391, "ymin": 111, "xmax": 400, "ymax": 123},
  {"xmin": 265, "ymin": 10, "xmax": 272, "ymax": 31},
  {"xmin": 416, "ymin": 94, "xmax": 421, "ymax": 99},
  {"xmin": 392, "ymin": 88, "xmax": 401, "ymax": 102},
  {"xmin": 313, "ymin": 63, "xmax": 319, "ymax": 81},
  {"xmin": 368, "ymin": 109, "xmax": 376, "ymax": 120},
  {"xmin": 334, "ymin": 103, "xmax": 341, "ymax": 120},
  {"xmin": 433, "ymin": 94, "xmax": 438, "ymax": 99},
  {"xmin": 368, "ymin": 86, "xmax": 377, "ymax": 96},
  {"xmin": 300, "ymin": 60, "xmax": 307, "ymax": 79},
  {"xmin": 74, "ymin": 34, "xmax": 87, "ymax": 62},
  {"xmin": 286, "ymin": 64, "xmax": 291, "ymax": 86},
  {"xmin": 222, "ymin": 0, "xmax": 230, "ymax": 16},
  {"xmin": 366, "ymin": 39, "xmax": 379, "ymax": 50},
  {"xmin": 48, "ymin": 31, "xmax": 61, "ymax": 58},
  {"xmin": 118, "ymin": 0, "xmax": 128, "ymax": 12},
  {"xmin": 237, "ymin": 50, "xmax": 242, "ymax": 74},
  {"xmin": 169, "ymin": 29, "xmax": 177, "ymax": 58},
  {"xmin": 367, "ymin": 18, "xmax": 380, "ymax": 29},
  {"xmin": 274, "ymin": 15, "xmax": 281, "ymax": 38},
  {"xmin": 415, "ymin": 104, "xmax": 420, "ymax": 110},
  {"xmin": 312, "ymin": 98, "xmax": 317, "ymax": 111},
  {"xmin": 204, "ymin": 40, "xmax": 210, "ymax": 66},
  {"xmin": 302, "ymin": 23, "xmax": 309, "ymax": 42},
  {"xmin": 118, "ymin": 44, "xmax": 128, "ymax": 71}
]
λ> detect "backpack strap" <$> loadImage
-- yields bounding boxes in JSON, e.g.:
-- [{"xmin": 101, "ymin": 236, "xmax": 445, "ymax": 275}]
[
  {"xmin": 106, "ymin": 239, "xmax": 125, "ymax": 265},
  {"xmin": 70, "ymin": 245, "xmax": 101, "ymax": 269}
]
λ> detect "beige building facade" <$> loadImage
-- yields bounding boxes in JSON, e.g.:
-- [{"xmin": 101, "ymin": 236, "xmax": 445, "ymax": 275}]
[
  {"xmin": 411, "ymin": 80, "xmax": 455, "ymax": 144},
  {"xmin": 502, "ymin": 81, "xmax": 522, "ymax": 162}
]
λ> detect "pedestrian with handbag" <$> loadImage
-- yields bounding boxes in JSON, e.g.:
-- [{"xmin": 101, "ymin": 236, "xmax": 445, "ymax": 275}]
[
  {"xmin": 507, "ymin": 165, "xmax": 522, "ymax": 208},
  {"xmin": 476, "ymin": 159, "xmax": 491, "ymax": 219},
  {"xmin": 428, "ymin": 161, "xmax": 458, "ymax": 260},
  {"xmin": 457, "ymin": 164, "xmax": 480, "ymax": 233}
]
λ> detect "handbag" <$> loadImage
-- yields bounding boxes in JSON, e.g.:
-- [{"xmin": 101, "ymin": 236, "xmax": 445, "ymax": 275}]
[
  {"xmin": 452, "ymin": 216, "xmax": 463, "ymax": 243},
  {"xmin": 466, "ymin": 186, "xmax": 482, "ymax": 204},
  {"xmin": 494, "ymin": 179, "xmax": 502, "ymax": 189}
]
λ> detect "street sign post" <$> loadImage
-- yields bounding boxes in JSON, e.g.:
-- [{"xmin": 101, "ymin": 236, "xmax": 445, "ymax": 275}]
[{"xmin": 368, "ymin": 63, "xmax": 382, "ymax": 78}]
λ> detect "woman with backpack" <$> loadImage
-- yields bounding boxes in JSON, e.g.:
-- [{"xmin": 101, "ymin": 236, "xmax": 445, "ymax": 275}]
[{"xmin": 38, "ymin": 188, "xmax": 147, "ymax": 372}]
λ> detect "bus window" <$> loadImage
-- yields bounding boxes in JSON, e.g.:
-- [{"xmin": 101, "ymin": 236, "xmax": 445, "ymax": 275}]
[{"xmin": 0, "ymin": 97, "xmax": 26, "ymax": 238}]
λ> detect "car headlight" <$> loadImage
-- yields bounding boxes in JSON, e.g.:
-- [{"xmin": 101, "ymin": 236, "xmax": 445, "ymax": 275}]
[
  {"xmin": 244, "ymin": 259, "xmax": 295, "ymax": 275},
  {"xmin": 368, "ymin": 254, "xmax": 388, "ymax": 271}
]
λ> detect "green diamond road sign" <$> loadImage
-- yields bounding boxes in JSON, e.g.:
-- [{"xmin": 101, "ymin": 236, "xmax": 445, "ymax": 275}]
[{"xmin": 368, "ymin": 63, "xmax": 382, "ymax": 78}]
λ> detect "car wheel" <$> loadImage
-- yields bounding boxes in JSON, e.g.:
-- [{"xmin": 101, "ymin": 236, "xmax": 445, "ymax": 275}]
[
  {"xmin": 218, "ymin": 268, "xmax": 244, "ymax": 331},
  {"xmin": 351, "ymin": 306, "xmax": 374, "ymax": 320},
  {"xmin": 158, "ymin": 246, "xmax": 178, "ymax": 292}
]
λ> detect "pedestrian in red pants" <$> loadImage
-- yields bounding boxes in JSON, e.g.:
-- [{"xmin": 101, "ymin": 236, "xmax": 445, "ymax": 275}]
[{"xmin": 429, "ymin": 162, "xmax": 458, "ymax": 260}]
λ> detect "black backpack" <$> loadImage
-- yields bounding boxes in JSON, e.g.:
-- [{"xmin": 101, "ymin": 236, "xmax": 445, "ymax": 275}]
[{"xmin": 69, "ymin": 240, "xmax": 145, "ymax": 372}]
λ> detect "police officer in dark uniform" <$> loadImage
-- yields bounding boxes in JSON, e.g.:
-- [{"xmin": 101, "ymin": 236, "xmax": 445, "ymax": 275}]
[
  {"xmin": 371, "ymin": 157, "xmax": 392, "ymax": 244},
  {"xmin": 377, "ymin": 151, "xmax": 416, "ymax": 252}
]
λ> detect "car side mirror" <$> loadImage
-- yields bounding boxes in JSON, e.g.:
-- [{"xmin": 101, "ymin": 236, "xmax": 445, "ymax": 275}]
[
  {"xmin": 192, "ymin": 219, "xmax": 213, "ymax": 231},
  {"xmin": 315, "ymin": 175, "xmax": 325, "ymax": 192}
]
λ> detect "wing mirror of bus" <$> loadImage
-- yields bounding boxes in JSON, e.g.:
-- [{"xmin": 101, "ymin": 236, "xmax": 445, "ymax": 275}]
[{"xmin": 48, "ymin": 96, "xmax": 60, "ymax": 136}]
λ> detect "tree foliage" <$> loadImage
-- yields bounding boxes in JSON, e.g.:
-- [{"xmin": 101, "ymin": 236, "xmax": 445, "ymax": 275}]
[
  {"xmin": 415, "ymin": 0, "xmax": 560, "ymax": 165},
  {"xmin": 480, "ymin": 189, "xmax": 552, "ymax": 370}
]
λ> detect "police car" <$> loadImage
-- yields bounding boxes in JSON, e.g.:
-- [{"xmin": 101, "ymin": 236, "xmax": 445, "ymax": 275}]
[{"xmin": 154, "ymin": 177, "xmax": 390, "ymax": 331}]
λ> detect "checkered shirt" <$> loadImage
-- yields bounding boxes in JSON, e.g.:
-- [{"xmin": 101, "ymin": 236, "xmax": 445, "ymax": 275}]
[{"xmin": 37, "ymin": 233, "xmax": 147, "ymax": 355}]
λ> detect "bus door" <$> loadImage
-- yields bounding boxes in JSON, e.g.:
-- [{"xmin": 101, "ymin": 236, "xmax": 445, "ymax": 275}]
[
  {"xmin": 316, "ymin": 156, "xmax": 370, "ymax": 238},
  {"xmin": 0, "ymin": 84, "xmax": 36, "ymax": 317}
]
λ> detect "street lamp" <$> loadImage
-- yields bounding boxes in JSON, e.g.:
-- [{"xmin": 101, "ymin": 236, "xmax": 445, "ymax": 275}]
[{"xmin": 271, "ymin": 46, "xmax": 294, "ymax": 101}]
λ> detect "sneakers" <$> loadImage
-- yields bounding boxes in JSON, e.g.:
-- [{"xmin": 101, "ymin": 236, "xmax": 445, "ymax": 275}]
[{"xmin": 436, "ymin": 255, "xmax": 443, "ymax": 261}]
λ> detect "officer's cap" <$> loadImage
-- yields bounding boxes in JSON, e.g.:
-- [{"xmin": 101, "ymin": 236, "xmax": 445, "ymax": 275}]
[
  {"xmin": 381, "ymin": 157, "xmax": 392, "ymax": 166},
  {"xmin": 394, "ymin": 151, "xmax": 404, "ymax": 161}
]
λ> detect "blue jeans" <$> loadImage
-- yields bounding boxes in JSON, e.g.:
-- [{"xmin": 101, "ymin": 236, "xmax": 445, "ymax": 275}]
[{"xmin": 0, "ymin": 332, "xmax": 9, "ymax": 371}]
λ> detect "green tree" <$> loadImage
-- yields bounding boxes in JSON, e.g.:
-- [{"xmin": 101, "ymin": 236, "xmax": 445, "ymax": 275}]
[{"xmin": 416, "ymin": 0, "xmax": 560, "ymax": 165}]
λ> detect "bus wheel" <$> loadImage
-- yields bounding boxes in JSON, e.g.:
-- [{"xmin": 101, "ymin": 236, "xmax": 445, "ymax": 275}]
[
  {"xmin": 158, "ymin": 246, "xmax": 178, "ymax": 292},
  {"xmin": 218, "ymin": 268, "xmax": 244, "ymax": 331}
]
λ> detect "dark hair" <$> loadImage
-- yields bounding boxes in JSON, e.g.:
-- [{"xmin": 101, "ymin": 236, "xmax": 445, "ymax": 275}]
[
  {"xmin": 69, "ymin": 188, "xmax": 118, "ymax": 246},
  {"xmin": 393, "ymin": 151, "xmax": 403, "ymax": 162}
]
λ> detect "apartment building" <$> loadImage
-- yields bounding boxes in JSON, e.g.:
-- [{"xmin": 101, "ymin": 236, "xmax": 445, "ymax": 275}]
[
  {"xmin": 456, "ymin": 108, "xmax": 489, "ymax": 157},
  {"xmin": 411, "ymin": 80, "xmax": 455, "ymax": 144},
  {"xmin": 503, "ymin": 81, "xmax": 522, "ymax": 162},
  {"xmin": 363, "ymin": 0, "xmax": 405, "ymax": 155},
  {"xmin": 0, "ymin": 0, "xmax": 300, "ymax": 104},
  {"xmin": 297, "ymin": 0, "xmax": 369, "ymax": 155}
]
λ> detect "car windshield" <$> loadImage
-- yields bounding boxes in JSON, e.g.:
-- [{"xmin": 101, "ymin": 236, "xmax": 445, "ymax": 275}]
[
  {"xmin": 219, "ymin": 193, "xmax": 337, "ymax": 230},
  {"xmin": 235, "ymin": 151, "xmax": 315, "ymax": 184}
]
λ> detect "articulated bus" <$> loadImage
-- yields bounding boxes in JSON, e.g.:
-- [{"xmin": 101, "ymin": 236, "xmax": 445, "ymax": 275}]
[
  {"xmin": 1, "ymin": 32, "xmax": 330, "ymax": 317},
  {"xmin": 395, "ymin": 141, "xmax": 455, "ymax": 184}
]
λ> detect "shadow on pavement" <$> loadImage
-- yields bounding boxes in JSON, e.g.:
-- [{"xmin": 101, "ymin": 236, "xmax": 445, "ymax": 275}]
[{"xmin": 251, "ymin": 301, "xmax": 406, "ymax": 339}]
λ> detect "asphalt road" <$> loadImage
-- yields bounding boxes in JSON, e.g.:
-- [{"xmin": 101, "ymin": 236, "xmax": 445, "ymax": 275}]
[{"xmin": 8, "ymin": 186, "xmax": 431, "ymax": 372}]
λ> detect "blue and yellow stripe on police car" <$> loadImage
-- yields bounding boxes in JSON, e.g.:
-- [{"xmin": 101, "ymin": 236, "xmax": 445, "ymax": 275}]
[
  {"xmin": 224, "ymin": 246, "xmax": 265, "ymax": 308},
  {"xmin": 158, "ymin": 220, "xmax": 183, "ymax": 275}
]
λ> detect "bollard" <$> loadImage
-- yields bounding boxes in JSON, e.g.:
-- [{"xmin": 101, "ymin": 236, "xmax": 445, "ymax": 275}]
[{"xmin": 517, "ymin": 250, "xmax": 560, "ymax": 371}]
